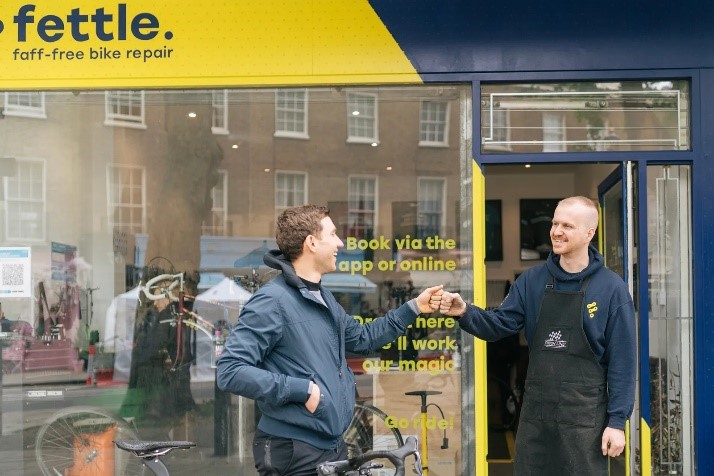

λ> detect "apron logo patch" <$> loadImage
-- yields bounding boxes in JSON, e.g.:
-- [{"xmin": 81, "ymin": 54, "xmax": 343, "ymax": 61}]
[
  {"xmin": 587, "ymin": 301, "xmax": 598, "ymax": 319},
  {"xmin": 544, "ymin": 330, "xmax": 568, "ymax": 350}
]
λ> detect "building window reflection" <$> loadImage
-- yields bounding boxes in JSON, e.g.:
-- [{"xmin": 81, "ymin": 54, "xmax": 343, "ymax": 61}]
[
  {"xmin": 481, "ymin": 80, "xmax": 690, "ymax": 152},
  {"xmin": 107, "ymin": 164, "xmax": 146, "ymax": 234},
  {"xmin": 347, "ymin": 175, "xmax": 377, "ymax": 239},
  {"xmin": 417, "ymin": 177, "xmax": 445, "ymax": 239},
  {"xmin": 4, "ymin": 91, "xmax": 46, "ymax": 119},
  {"xmin": 104, "ymin": 90, "xmax": 146, "ymax": 129},
  {"xmin": 211, "ymin": 90, "xmax": 229, "ymax": 135},
  {"xmin": 542, "ymin": 112, "xmax": 566, "ymax": 152},
  {"xmin": 275, "ymin": 171, "xmax": 307, "ymax": 214},
  {"xmin": 275, "ymin": 89, "xmax": 309, "ymax": 138},
  {"xmin": 347, "ymin": 91, "xmax": 378, "ymax": 144},
  {"xmin": 5, "ymin": 158, "xmax": 46, "ymax": 241},
  {"xmin": 202, "ymin": 170, "xmax": 228, "ymax": 236},
  {"xmin": 419, "ymin": 100, "xmax": 450, "ymax": 147}
]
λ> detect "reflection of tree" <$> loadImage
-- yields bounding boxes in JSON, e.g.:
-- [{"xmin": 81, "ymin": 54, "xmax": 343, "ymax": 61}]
[
  {"xmin": 145, "ymin": 93, "xmax": 223, "ymax": 272},
  {"xmin": 120, "ymin": 93, "xmax": 223, "ymax": 432}
]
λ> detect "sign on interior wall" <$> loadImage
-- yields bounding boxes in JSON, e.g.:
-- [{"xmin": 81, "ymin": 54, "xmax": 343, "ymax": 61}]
[{"xmin": 0, "ymin": 1, "xmax": 421, "ymax": 89}]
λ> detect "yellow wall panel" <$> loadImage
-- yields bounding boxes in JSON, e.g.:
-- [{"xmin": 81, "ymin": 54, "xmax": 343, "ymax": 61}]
[{"xmin": 0, "ymin": 0, "xmax": 421, "ymax": 89}]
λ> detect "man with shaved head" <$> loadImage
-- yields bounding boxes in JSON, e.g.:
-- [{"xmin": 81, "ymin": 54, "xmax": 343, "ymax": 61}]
[{"xmin": 438, "ymin": 196, "xmax": 636, "ymax": 475}]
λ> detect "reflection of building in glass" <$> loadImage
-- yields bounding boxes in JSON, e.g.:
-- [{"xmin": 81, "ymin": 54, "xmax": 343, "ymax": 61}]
[
  {"xmin": 481, "ymin": 81, "xmax": 690, "ymax": 153},
  {"xmin": 0, "ymin": 86, "xmax": 469, "ymax": 331}
]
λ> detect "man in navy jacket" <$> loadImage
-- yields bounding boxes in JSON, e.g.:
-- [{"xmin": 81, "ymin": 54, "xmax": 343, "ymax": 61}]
[
  {"xmin": 217, "ymin": 205, "xmax": 442, "ymax": 476},
  {"xmin": 439, "ymin": 196, "xmax": 636, "ymax": 476}
]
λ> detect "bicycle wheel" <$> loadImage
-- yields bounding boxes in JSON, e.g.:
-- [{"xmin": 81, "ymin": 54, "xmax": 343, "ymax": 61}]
[
  {"xmin": 35, "ymin": 406, "xmax": 145, "ymax": 476},
  {"xmin": 343, "ymin": 402, "xmax": 404, "ymax": 474}
]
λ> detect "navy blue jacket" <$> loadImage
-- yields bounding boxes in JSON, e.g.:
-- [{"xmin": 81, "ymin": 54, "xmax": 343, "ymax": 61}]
[
  {"xmin": 216, "ymin": 250, "xmax": 419, "ymax": 449},
  {"xmin": 457, "ymin": 245, "xmax": 636, "ymax": 429}
]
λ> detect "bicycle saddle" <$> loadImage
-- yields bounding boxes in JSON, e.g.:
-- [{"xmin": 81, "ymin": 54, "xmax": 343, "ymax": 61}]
[{"xmin": 114, "ymin": 440, "xmax": 196, "ymax": 457}]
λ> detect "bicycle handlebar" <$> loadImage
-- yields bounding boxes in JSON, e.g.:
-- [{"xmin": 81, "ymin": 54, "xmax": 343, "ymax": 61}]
[
  {"xmin": 316, "ymin": 436, "xmax": 423, "ymax": 476},
  {"xmin": 141, "ymin": 273, "xmax": 184, "ymax": 302}
]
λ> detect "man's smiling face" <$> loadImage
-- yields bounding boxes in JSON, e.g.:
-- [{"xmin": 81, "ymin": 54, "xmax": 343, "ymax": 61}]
[
  {"xmin": 550, "ymin": 202, "xmax": 596, "ymax": 257},
  {"xmin": 312, "ymin": 216, "xmax": 344, "ymax": 275}
]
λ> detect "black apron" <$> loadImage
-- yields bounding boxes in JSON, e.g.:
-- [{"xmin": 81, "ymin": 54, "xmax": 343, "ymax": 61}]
[{"xmin": 513, "ymin": 274, "xmax": 608, "ymax": 475}]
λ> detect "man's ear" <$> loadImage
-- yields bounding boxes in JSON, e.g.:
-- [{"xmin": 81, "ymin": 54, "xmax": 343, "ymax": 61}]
[
  {"xmin": 586, "ymin": 227, "xmax": 596, "ymax": 242},
  {"xmin": 304, "ymin": 235, "xmax": 317, "ymax": 253}
]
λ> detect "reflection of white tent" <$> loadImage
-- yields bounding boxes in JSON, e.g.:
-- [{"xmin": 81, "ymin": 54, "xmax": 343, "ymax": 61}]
[
  {"xmin": 192, "ymin": 278, "xmax": 252, "ymax": 381},
  {"xmin": 105, "ymin": 279, "xmax": 253, "ymax": 384},
  {"xmin": 408, "ymin": 270, "xmax": 473, "ymax": 293},
  {"xmin": 104, "ymin": 286, "xmax": 140, "ymax": 383},
  {"xmin": 322, "ymin": 273, "xmax": 377, "ymax": 294},
  {"xmin": 195, "ymin": 277, "xmax": 252, "ymax": 321}
]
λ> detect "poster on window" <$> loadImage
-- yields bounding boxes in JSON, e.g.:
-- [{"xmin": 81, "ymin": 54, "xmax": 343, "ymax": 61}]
[
  {"xmin": 0, "ymin": 247, "xmax": 32, "ymax": 298},
  {"xmin": 51, "ymin": 242, "xmax": 77, "ymax": 282}
]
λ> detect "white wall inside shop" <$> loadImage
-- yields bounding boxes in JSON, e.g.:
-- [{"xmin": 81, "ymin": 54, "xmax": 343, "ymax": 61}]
[{"xmin": 484, "ymin": 163, "xmax": 617, "ymax": 283}]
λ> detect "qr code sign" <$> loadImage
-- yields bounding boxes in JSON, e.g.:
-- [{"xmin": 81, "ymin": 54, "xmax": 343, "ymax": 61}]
[{"xmin": 2, "ymin": 263, "xmax": 24, "ymax": 286}]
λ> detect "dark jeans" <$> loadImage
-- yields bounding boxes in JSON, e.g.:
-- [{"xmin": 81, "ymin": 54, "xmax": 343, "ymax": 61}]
[{"xmin": 252, "ymin": 430, "xmax": 347, "ymax": 476}]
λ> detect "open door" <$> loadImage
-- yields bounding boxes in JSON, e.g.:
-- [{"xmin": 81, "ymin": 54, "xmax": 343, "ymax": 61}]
[
  {"xmin": 598, "ymin": 162, "xmax": 638, "ymax": 476},
  {"xmin": 599, "ymin": 163, "xmax": 695, "ymax": 476}
]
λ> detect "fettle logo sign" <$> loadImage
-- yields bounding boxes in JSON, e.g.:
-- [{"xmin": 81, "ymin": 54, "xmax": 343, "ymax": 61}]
[
  {"xmin": 2, "ymin": 4, "xmax": 173, "ymax": 63},
  {"xmin": 0, "ymin": 1, "xmax": 421, "ymax": 89}
]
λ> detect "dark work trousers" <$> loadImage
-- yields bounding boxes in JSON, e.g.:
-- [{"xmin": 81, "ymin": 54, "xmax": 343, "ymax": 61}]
[
  {"xmin": 253, "ymin": 429, "xmax": 347, "ymax": 476},
  {"xmin": 514, "ymin": 275, "xmax": 609, "ymax": 476}
]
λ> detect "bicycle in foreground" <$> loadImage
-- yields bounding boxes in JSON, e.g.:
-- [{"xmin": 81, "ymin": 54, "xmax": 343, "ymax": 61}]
[
  {"xmin": 114, "ymin": 440, "xmax": 195, "ymax": 476},
  {"xmin": 317, "ymin": 435, "xmax": 423, "ymax": 476},
  {"xmin": 34, "ymin": 400, "xmax": 401, "ymax": 475},
  {"xmin": 111, "ymin": 435, "xmax": 421, "ymax": 476}
]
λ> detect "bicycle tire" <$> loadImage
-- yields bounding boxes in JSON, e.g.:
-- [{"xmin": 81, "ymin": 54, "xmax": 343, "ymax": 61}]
[
  {"xmin": 35, "ymin": 406, "xmax": 145, "ymax": 476},
  {"xmin": 343, "ymin": 402, "xmax": 404, "ymax": 474}
]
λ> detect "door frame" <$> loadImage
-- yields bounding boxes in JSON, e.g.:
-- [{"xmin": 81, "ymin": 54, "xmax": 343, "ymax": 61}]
[{"xmin": 597, "ymin": 162, "xmax": 641, "ymax": 476}]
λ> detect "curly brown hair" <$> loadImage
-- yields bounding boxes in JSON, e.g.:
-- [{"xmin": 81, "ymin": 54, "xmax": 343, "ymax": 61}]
[{"xmin": 276, "ymin": 205, "xmax": 330, "ymax": 262}]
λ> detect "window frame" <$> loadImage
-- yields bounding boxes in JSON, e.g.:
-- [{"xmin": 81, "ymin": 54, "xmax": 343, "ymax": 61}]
[
  {"xmin": 482, "ymin": 108, "xmax": 511, "ymax": 151},
  {"xmin": 274, "ymin": 89, "xmax": 309, "ymax": 139},
  {"xmin": 202, "ymin": 169, "xmax": 229, "ymax": 236},
  {"xmin": 106, "ymin": 164, "xmax": 147, "ymax": 234},
  {"xmin": 211, "ymin": 89, "xmax": 229, "ymax": 135},
  {"xmin": 4, "ymin": 158, "xmax": 46, "ymax": 242},
  {"xmin": 346, "ymin": 91, "xmax": 379, "ymax": 144},
  {"xmin": 4, "ymin": 92, "xmax": 47, "ymax": 119},
  {"xmin": 104, "ymin": 90, "xmax": 147, "ymax": 129},
  {"xmin": 419, "ymin": 100, "xmax": 450, "ymax": 147},
  {"xmin": 275, "ymin": 170, "xmax": 308, "ymax": 216},
  {"xmin": 347, "ymin": 174, "xmax": 379, "ymax": 239},
  {"xmin": 542, "ymin": 112, "xmax": 566, "ymax": 152},
  {"xmin": 416, "ymin": 176, "xmax": 447, "ymax": 239}
]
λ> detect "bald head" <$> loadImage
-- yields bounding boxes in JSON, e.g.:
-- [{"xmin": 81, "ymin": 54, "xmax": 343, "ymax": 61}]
[
  {"xmin": 558, "ymin": 196, "xmax": 599, "ymax": 232},
  {"xmin": 550, "ymin": 196, "xmax": 599, "ymax": 267}
]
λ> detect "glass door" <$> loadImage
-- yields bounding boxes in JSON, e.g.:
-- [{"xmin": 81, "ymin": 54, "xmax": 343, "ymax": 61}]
[
  {"xmin": 599, "ymin": 163, "xmax": 695, "ymax": 476},
  {"xmin": 598, "ymin": 162, "xmax": 638, "ymax": 476},
  {"xmin": 645, "ymin": 164, "xmax": 694, "ymax": 476}
]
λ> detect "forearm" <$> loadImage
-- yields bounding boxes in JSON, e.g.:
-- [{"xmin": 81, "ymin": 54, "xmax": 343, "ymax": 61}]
[
  {"xmin": 457, "ymin": 305, "xmax": 521, "ymax": 341},
  {"xmin": 216, "ymin": 356, "xmax": 310, "ymax": 405},
  {"xmin": 345, "ymin": 302, "xmax": 418, "ymax": 354}
]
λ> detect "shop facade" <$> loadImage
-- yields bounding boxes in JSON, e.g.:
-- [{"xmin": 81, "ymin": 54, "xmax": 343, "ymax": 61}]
[{"xmin": 0, "ymin": 1, "xmax": 711, "ymax": 475}]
